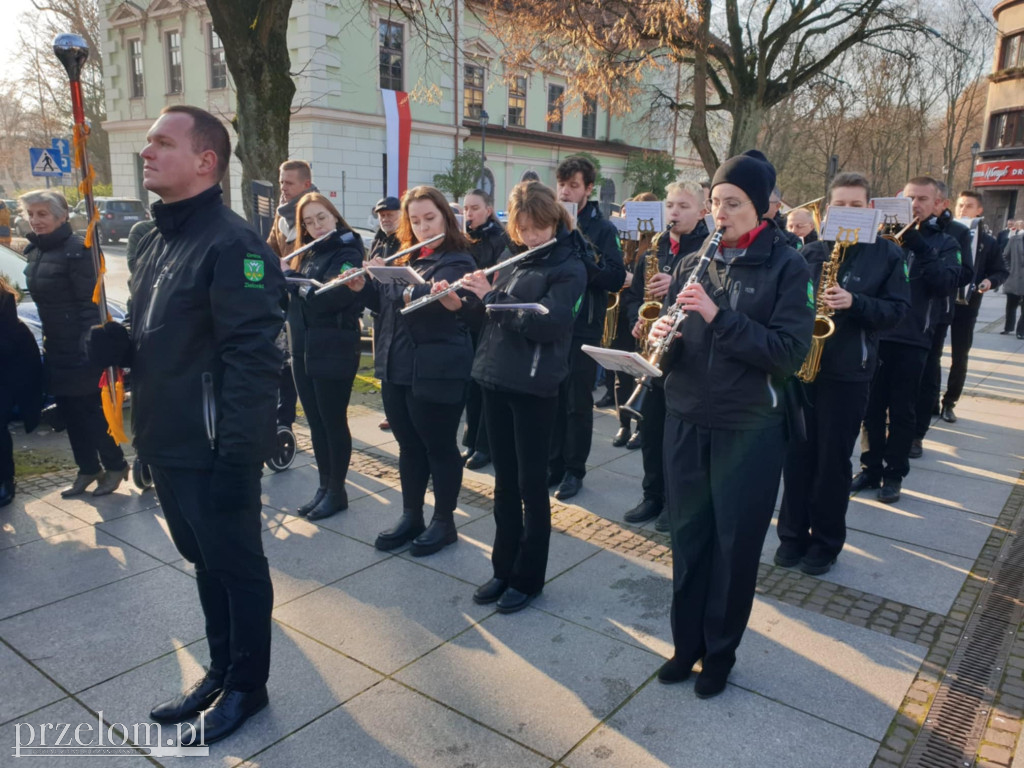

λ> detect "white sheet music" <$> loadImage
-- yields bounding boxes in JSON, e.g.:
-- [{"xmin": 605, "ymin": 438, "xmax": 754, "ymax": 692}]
[
  {"xmin": 580, "ymin": 345, "xmax": 663, "ymax": 378},
  {"xmin": 366, "ymin": 266, "xmax": 425, "ymax": 286},
  {"xmin": 820, "ymin": 207, "xmax": 881, "ymax": 244},
  {"xmin": 623, "ymin": 201, "xmax": 664, "ymax": 235},
  {"xmin": 871, "ymin": 197, "xmax": 913, "ymax": 227}
]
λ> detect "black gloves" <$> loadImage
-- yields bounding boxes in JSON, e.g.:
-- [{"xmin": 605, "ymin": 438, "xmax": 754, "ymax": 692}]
[
  {"xmin": 209, "ymin": 457, "xmax": 261, "ymax": 516},
  {"xmin": 900, "ymin": 226, "xmax": 930, "ymax": 257},
  {"xmin": 87, "ymin": 322, "xmax": 132, "ymax": 368}
]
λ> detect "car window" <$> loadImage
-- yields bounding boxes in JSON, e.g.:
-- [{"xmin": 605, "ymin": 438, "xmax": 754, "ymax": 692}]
[{"xmin": 0, "ymin": 244, "xmax": 29, "ymax": 292}]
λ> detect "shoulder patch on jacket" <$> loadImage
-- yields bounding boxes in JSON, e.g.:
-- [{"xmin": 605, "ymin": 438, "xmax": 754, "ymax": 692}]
[
  {"xmin": 806, "ymin": 280, "xmax": 815, "ymax": 310},
  {"xmin": 955, "ymin": 249, "xmax": 962, "ymax": 265},
  {"xmin": 244, "ymin": 254, "xmax": 265, "ymax": 288},
  {"xmin": 572, "ymin": 294, "xmax": 583, "ymax": 318},
  {"xmin": 903, "ymin": 262, "xmax": 910, "ymax": 281}
]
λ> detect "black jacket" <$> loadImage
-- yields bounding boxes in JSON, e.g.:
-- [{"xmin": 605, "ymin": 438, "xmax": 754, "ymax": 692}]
[
  {"xmin": 286, "ymin": 229, "xmax": 366, "ymax": 380},
  {"xmin": 364, "ymin": 247, "xmax": 476, "ymax": 404},
  {"xmin": 23, "ymin": 223, "xmax": 103, "ymax": 397},
  {"xmin": 879, "ymin": 220, "xmax": 960, "ymax": 350},
  {"xmin": 575, "ymin": 201, "xmax": 626, "ymax": 341},
  {"xmin": 369, "ymin": 228, "xmax": 400, "ymax": 261},
  {"xmin": 774, "ymin": 213, "xmax": 802, "ymax": 250},
  {"xmin": 622, "ymin": 220, "xmax": 710, "ymax": 327},
  {"xmin": 126, "ymin": 185, "xmax": 285, "ymax": 468},
  {"xmin": 0, "ymin": 289, "xmax": 43, "ymax": 433},
  {"xmin": 662, "ymin": 223, "xmax": 814, "ymax": 430},
  {"xmin": 935, "ymin": 210, "xmax": 971, "ymax": 324},
  {"xmin": 802, "ymin": 238, "xmax": 910, "ymax": 382},
  {"xmin": 959, "ymin": 227, "xmax": 1009, "ymax": 315},
  {"xmin": 467, "ymin": 219, "xmax": 509, "ymax": 270},
  {"xmin": 471, "ymin": 226, "xmax": 588, "ymax": 397}
]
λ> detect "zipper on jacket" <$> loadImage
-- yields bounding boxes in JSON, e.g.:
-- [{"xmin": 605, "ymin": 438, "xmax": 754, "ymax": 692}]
[
  {"xmin": 142, "ymin": 245, "xmax": 172, "ymax": 333},
  {"xmin": 860, "ymin": 329, "xmax": 868, "ymax": 369},
  {"xmin": 201, "ymin": 372, "xmax": 217, "ymax": 449},
  {"xmin": 766, "ymin": 374, "xmax": 779, "ymax": 409},
  {"xmin": 924, "ymin": 298, "xmax": 933, "ymax": 333},
  {"xmin": 530, "ymin": 343, "xmax": 541, "ymax": 378}
]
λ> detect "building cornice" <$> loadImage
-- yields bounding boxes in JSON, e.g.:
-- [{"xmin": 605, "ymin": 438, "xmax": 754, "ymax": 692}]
[{"xmin": 290, "ymin": 106, "xmax": 463, "ymax": 138}]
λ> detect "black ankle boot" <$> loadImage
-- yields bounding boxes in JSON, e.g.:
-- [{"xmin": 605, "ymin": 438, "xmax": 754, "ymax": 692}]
[
  {"xmin": 307, "ymin": 487, "xmax": 348, "ymax": 521},
  {"xmin": 375, "ymin": 509, "xmax": 426, "ymax": 551},
  {"xmin": 409, "ymin": 514, "xmax": 458, "ymax": 557},
  {"xmin": 296, "ymin": 487, "xmax": 327, "ymax": 517}
]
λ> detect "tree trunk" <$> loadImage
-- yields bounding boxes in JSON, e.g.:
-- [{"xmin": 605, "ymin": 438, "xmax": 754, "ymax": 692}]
[
  {"xmin": 728, "ymin": 97, "xmax": 763, "ymax": 158},
  {"xmin": 206, "ymin": 0, "xmax": 295, "ymax": 220},
  {"xmin": 686, "ymin": 0, "xmax": 719, "ymax": 177}
]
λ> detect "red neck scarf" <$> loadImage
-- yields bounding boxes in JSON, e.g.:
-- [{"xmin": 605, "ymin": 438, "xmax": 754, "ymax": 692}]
[
  {"xmin": 723, "ymin": 221, "xmax": 768, "ymax": 250},
  {"xmin": 417, "ymin": 247, "xmax": 435, "ymax": 260},
  {"xmin": 669, "ymin": 234, "xmax": 680, "ymax": 256}
]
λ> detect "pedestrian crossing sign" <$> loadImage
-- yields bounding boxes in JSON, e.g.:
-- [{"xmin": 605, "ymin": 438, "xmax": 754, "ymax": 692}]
[{"xmin": 30, "ymin": 148, "xmax": 65, "ymax": 177}]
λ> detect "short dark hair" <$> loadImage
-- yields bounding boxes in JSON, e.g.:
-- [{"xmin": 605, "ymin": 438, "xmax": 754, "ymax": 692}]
[
  {"xmin": 280, "ymin": 159, "xmax": 312, "ymax": 181},
  {"xmin": 556, "ymin": 155, "xmax": 596, "ymax": 188},
  {"xmin": 907, "ymin": 176, "xmax": 940, "ymax": 193},
  {"xmin": 160, "ymin": 105, "xmax": 230, "ymax": 181},
  {"xmin": 829, "ymin": 172, "xmax": 871, "ymax": 201},
  {"xmin": 958, "ymin": 189, "xmax": 983, "ymax": 204}
]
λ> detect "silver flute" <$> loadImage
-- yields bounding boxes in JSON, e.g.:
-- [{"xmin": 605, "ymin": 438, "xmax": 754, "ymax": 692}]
[{"xmin": 317, "ymin": 233, "xmax": 444, "ymax": 294}]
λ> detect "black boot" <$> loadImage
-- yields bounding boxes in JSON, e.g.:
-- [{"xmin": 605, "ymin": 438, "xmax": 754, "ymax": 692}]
[
  {"xmin": 296, "ymin": 487, "xmax": 326, "ymax": 517},
  {"xmin": 307, "ymin": 487, "xmax": 348, "ymax": 521},
  {"xmin": 409, "ymin": 514, "xmax": 458, "ymax": 557},
  {"xmin": 183, "ymin": 686, "xmax": 268, "ymax": 745},
  {"xmin": 150, "ymin": 670, "xmax": 224, "ymax": 723},
  {"xmin": 374, "ymin": 509, "xmax": 425, "ymax": 551},
  {"xmin": 0, "ymin": 478, "xmax": 14, "ymax": 508}
]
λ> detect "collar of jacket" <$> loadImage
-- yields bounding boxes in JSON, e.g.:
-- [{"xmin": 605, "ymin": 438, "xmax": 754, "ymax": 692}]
[
  {"xmin": 936, "ymin": 208, "xmax": 953, "ymax": 230},
  {"xmin": 152, "ymin": 185, "xmax": 222, "ymax": 239},
  {"xmin": 921, "ymin": 215, "xmax": 942, "ymax": 233},
  {"xmin": 26, "ymin": 221, "xmax": 74, "ymax": 251},
  {"xmin": 716, "ymin": 221, "xmax": 782, "ymax": 265},
  {"xmin": 580, "ymin": 200, "xmax": 601, "ymax": 220},
  {"xmin": 467, "ymin": 219, "xmax": 499, "ymax": 239}
]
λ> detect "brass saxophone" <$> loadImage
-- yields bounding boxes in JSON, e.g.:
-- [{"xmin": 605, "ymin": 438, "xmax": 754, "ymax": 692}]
[
  {"xmin": 636, "ymin": 240, "xmax": 662, "ymax": 356},
  {"xmin": 796, "ymin": 231, "xmax": 856, "ymax": 383}
]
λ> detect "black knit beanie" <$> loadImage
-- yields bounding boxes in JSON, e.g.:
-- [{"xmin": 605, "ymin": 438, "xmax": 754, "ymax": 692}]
[{"xmin": 711, "ymin": 149, "xmax": 777, "ymax": 218}]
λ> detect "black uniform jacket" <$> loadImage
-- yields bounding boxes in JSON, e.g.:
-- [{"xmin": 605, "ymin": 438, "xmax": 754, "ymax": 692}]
[
  {"xmin": 962, "ymin": 228, "xmax": 1009, "ymax": 314},
  {"xmin": 127, "ymin": 185, "xmax": 285, "ymax": 468},
  {"xmin": 0, "ymin": 290, "xmax": 43, "ymax": 433},
  {"xmin": 467, "ymin": 219, "xmax": 510, "ymax": 270},
  {"xmin": 935, "ymin": 210, "xmax": 972, "ymax": 324},
  {"xmin": 879, "ymin": 220, "xmax": 960, "ymax": 350},
  {"xmin": 575, "ymin": 201, "xmax": 626, "ymax": 342},
  {"xmin": 286, "ymin": 228, "xmax": 366, "ymax": 380},
  {"xmin": 369, "ymin": 228, "xmax": 400, "ymax": 261},
  {"xmin": 661, "ymin": 223, "xmax": 814, "ymax": 430},
  {"xmin": 363, "ymin": 247, "xmax": 476, "ymax": 404},
  {"xmin": 23, "ymin": 223, "xmax": 103, "ymax": 397},
  {"xmin": 802, "ymin": 238, "xmax": 910, "ymax": 382},
  {"xmin": 470, "ymin": 225, "xmax": 588, "ymax": 398},
  {"xmin": 622, "ymin": 220, "xmax": 710, "ymax": 328}
]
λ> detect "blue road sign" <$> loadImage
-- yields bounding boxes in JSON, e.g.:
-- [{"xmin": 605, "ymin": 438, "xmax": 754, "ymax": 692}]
[
  {"xmin": 30, "ymin": 148, "xmax": 64, "ymax": 177},
  {"xmin": 51, "ymin": 138, "xmax": 72, "ymax": 173}
]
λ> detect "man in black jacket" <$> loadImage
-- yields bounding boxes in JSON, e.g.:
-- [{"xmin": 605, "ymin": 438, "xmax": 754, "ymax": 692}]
[
  {"xmin": 369, "ymin": 196, "xmax": 401, "ymax": 431},
  {"xmin": 940, "ymin": 190, "xmax": 1009, "ymax": 421},
  {"xmin": 775, "ymin": 173, "xmax": 910, "ymax": 575},
  {"xmin": 852, "ymin": 176, "xmax": 960, "ymax": 502},
  {"xmin": 548, "ymin": 156, "xmax": 626, "ymax": 500},
  {"xmin": 620, "ymin": 181, "xmax": 708, "ymax": 528},
  {"xmin": 88, "ymin": 105, "xmax": 285, "ymax": 744}
]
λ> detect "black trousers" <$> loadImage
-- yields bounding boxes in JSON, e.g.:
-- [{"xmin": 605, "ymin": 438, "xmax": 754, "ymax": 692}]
[
  {"xmin": 861, "ymin": 341, "xmax": 929, "ymax": 481},
  {"xmin": 779, "ymin": 378, "xmax": 871, "ymax": 559},
  {"xmin": 943, "ymin": 306, "xmax": 977, "ymax": 408},
  {"xmin": 291, "ymin": 352, "xmax": 356, "ymax": 494},
  {"xmin": 150, "ymin": 465, "xmax": 272, "ymax": 691},
  {"xmin": 55, "ymin": 393, "xmax": 126, "ymax": 476},
  {"xmin": 639, "ymin": 384, "xmax": 666, "ymax": 506},
  {"xmin": 664, "ymin": 417, "xmax": 786, "ymax": 673},
  {"xmin": 915, "ymin": 322, "xmax": 948, "ymax": 439},
  {"xmin": 462, "ymin": 380, "xmax": 490, "ymax": 454},
  {"xmin": 549, "ymin": 343, "xmax": 597, "ymax": 480},
  {"xmin": 381, "ymin": 382, "xmax": 464, "ymax": 519},
  {"xmin": 1006, "ymin": 294, "xmax": 1024, "ymax": 335},
  {"xmin": 1, "ymin": 391, "xmax": 14, "ymax": 482},
  {"xmin": 277, "ymin": 363, "xmax": 297, "ymax": 426},
  {"xmin": 483, "ymin": 387, "xmax": 558, "ymax": 594}
]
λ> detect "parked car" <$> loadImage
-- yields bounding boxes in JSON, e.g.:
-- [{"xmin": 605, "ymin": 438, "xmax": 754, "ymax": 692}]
[
  {"xmin": 351, "ymin": 226, "xmax": 377, "ymax": 253},
  {"xmin": 69, "ymin": 197, "xmax": 150, "ymax": 244}
]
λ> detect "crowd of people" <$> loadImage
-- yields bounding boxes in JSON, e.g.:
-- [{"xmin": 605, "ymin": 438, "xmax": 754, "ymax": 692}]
[{"xmin": 2, "ymin": 101, "xmax": 1022, "ymax": 743}]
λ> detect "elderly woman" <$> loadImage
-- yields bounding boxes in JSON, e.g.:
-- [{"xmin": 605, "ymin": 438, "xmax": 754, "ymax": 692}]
[{"xmin": 21, "ymin": 190, "xmax": 127, "ymax": 497}]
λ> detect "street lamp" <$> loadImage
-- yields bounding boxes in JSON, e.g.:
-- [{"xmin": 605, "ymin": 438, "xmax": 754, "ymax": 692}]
[
  {"xmin": 970, "ymin": 141, "xmax": 981, "ymax": 189},
  {"xmin": 479, "ymin": 109, "xmax": 489, "ymax": 191}
]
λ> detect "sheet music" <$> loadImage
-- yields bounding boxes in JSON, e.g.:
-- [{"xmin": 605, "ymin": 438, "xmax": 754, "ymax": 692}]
[
  {"xmin": 580, "ymin": 345, "xmax": 663, "ymax": 378},
  {"xmin": 366, "ymin": 266, "xmax": 426, "ymax": 286},
  {"xmin": 820, "ymin": 207, "xmax": 881, "ymax": 244},
  {"xmin": 560, "ymin": 201, "xmax": 578, "ymax": 220},
  {"xmin": 623, "ymin": 201, "xmax": 664, "ymax": 235},
  {"xmin": 871, "ymin": 197, "xmax": 913, "ymax": 227}
]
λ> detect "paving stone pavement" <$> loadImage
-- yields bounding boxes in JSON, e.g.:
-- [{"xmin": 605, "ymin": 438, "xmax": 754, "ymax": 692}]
[{"xmin": 3, "ymin": 299, "xmax": 1024, "ymax": 767}]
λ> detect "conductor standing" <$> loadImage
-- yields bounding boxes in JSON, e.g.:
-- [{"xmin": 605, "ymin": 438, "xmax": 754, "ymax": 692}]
[{"xmin": 88, "ymin": 105, "xmax": 285, "ymax": 744}]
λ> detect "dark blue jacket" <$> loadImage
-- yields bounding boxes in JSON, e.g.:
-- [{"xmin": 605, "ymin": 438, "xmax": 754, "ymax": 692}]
[{"xmin": 575, "ymin": 201, "xmax": 626, "ymax": 341}]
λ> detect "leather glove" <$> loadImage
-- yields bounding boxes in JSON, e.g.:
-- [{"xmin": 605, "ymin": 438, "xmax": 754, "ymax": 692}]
[
  {"xmin": 209, "ymin": 457, "xmax": 261, "ymax": 516},
  {"xmin": 87, "ymin": 321, "xmax": 132, "ymax": 368},
  {"xmin": 900, "ymin": 226, "xmax": 930, "ymax": 257}
]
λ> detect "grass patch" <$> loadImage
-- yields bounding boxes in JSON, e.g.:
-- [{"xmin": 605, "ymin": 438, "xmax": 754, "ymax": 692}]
[{"xmin": 14, "ymin": 447, "xmax": 75, "ymax": 479}]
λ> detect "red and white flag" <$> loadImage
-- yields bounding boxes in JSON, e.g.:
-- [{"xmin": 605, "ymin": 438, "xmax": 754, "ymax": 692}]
[{"xmin": 382, "ymin": 89, "xmax": 411, "ymax": 198}]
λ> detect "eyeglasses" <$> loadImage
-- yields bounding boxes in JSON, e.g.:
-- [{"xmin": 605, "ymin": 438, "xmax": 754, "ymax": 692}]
[
  {"xmin": 710, "ymin": 199, "xmax": 753, "ymax": 213},
  {"xmin": 302, "ymin": 212, "xmax": 334, "ymax": 228}
]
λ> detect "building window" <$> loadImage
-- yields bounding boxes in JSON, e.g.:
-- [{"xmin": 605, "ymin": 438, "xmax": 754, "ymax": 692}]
[
  {"xmin": 165, "ymin": 31, "xmax": 183, "ymax": 94},
  {"xmin": 1000, "ymin": 32, "xmax": 1023, "ymax": 70},
  {"xmin": 464, "ymin": 63, "xmax": 484, "ymax": 120},
  {"xmin": 128, "ymin": 38, "xmax": 144, "ymax": 98},
  {"xmin": 581, "ymin": 96, "xmax": 597, "ymax": 139},
  {"xmin": 507, "ymin": 75, "xmax": 526, "ymax": 128},
  {"xmin": 989, "ymin": 110, "xmax": 1024, "ymax": 149},
  {"xmin": 208, "ymin": 25, "xmax": 227, "ymax": 89},
  {"xmin": 547, "ymin": 84, "xmax": 564, "ymax": 134},
  {"xmin": 379, "ymin": 21, "xmax": 403, "ymax": 91}
]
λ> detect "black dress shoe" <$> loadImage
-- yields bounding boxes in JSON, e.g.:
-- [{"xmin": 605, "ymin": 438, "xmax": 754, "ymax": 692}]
[
  {"xmin": 849, "ymin": 472, "xmax": 880, "ymax": 494},
  {"xmin": 908, "ymin": 438, "xmax": 923, "ymax": 458},
  {"xmin": 654, "ymin": 510, "xmax": 670, "ymax": 533},
  {"xmin": 460, "ymin": 447, "xmax": 474, "ymax": 462},
  {"xmin": 375, "ymin": 509, "xmax": 425, "ymax": 551},
  {"xmin": 0, "ymin": 478, "xmax": 14, "ymax": 508},
  {"xmin": 773, "ymin": 541, "xmax": 806, "ymax": 568},
  {"xmin": 626, "ymin": 430, "xmax": 642, "ymax": 450},
  {"xmin": 878, "ymin": 478, "xmax": 902, "ymax": 504},
  {"xmin": 611, "ymin": 426, "xmax": 630, "ymax": 447},
  {"xmin": 624, "ymin": 498, "xmax": 661, "ymax": 524},
  {"xmin": 799, "ymin": 548, "xmax": 836, "ymax": 575},
  {"xmin": 184, "ymin": 686, "xmax": 268, "ymax": 745},
  {"xmin": 307, "ymin": 488, "xmax": 348, "ymax": 521},
  {"xmin": 547, "ymin": 472, "xmax": 563, "ymax": 489},
  {"xmin": 1001, "ymin": 330, "xmax": 1012, "ymax": 335},
  {"xmin": 409, "ymin": 516, "xmax": 457, "ymax": 557},
  {"xmin": 465, "ymin": 451, "xmax": 491, "ymax": 470},
  {"xmin": 694, "ymin": 668, "xmax": 729, "ymax": 699},
  {"xmin": 554, "ymin": 474, "xmax": 582, "ymax": 501},
  {"xmin": 657, "ymin": 656, "xmax": 694, "ymax": 684},
  {"xmin": 941, "ymin": 405, "xmax": 957, "ymax": 423},
  {"xmin": 150, "ymin": 670, "xmax": 224, "ymax": 723},
  {"xmin": 496, "ymin": 587, "xmax": 540, "ymax": 614},
  {"xmin": 595, "ymin": 392, "xmax": 615, "ymax": 408},
  {"xmin": 296, "ymin": 487, "xmax": 326, "ymax": 517},
  {"xmin": 473, "ymin": 577, "xmax": 508, "ymax": 605}
]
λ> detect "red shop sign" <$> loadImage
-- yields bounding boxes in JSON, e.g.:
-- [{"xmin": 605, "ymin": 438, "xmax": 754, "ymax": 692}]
[{"xmin": 973, "ymin": 159, "xmax": 1024, "ymax": 187}]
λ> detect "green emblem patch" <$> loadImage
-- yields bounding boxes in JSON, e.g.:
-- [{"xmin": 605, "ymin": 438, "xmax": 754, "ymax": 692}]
[
  {"xmin": 806, "ymin": 280, "xmax": 815, "ymax": 310},
  {"xmin": 955, "ymin": 250, "xmax": 962, "ymax": 266},
  {"xmin": 903, "ymin": 262, "xmax": 910, "ymax": 281},
  {"xmin": 572, "ymin": 294, "xmax": 583, "ymax": 318},
  {"xmin": 244, "ymin": 254, "xmax": 265, "ymax": 288}
]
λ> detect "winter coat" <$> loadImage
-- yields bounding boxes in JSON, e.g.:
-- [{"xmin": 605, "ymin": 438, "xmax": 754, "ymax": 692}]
[
  {"xmin": 1004, "ymin": 233, "xmax": 1024, "ymax": 295},
  {"xmin": 574, "ymin": 201, "xmax": 627, "ymax": 341},
  {"xmin": 0, "ymin": 289, "xmax": 43, "ymax": 432},
  {"xmin": 467, "ymin": 219, "xmax": 510, "ymax": 270}
]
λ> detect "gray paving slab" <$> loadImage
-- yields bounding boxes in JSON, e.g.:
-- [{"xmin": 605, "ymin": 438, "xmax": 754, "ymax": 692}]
[
  {"xmin": 259, "ymin": 461, "xmax": 392, "ymax": 516},
  {"xmin": 262, "ymin": 516, "xmax": 388, "ymax": 607},
  {"xmin": 0, "ymin": 565, "xmax": 205, "ymax": 693},
  {"xmin": 566, "ymin": 466, "xmax": 646, "ymax": 523},
  {"xmin": 0, "ymin": 527, "xmax": 162, "ymax": 620},
  {"xmin": 97, "ymin": 508, "xmax": 183, "ymax": 564},
  {"xmin": 26, "ymin": 484, "xmax": 160, "ymax": 526},
  {"xmin": 924, "ymin": 421, "xmax": 1024, "ymax": 459},
  {"xmin": 237, "ymin": 680, "xmax": 551, "ymax": 768},
  {"xmin": 397, "ymin": 514, "xmax": 601, "ymax": 589},
  {"xmin": 0, "ymin": 492, "xmax": 90, "ymax": 551},
  {"xmin": 898, "ymin": 464, "xmax": 1013, "ymax": 518},
  {"xmin": 78, "ymin": 622, "xmax": 382, "ymax": 768},
  {"xmin": 273, "ymin": 556, "xmax": 491, "ymax": 674},
  {"xmin": 584, "ymin": 432, "xmax": 642, "ymax": 471},
  {"xmin": 0, "ymin": 641, "xmax": 66, "ymax": 726},
  {"xmin": 909, "ymin": 440, "xmax": 1024, "ymax": 486},
  {"xmin": 349, "ymin": 411, "xmax": 401, "ymax": 448},
  {"xmin": 394, "ymin": 608, "xmax": 662, "ymax": 760},
  {"xmin": 562, "ymin": 675, "xmax": 878, "ymax": 768}
]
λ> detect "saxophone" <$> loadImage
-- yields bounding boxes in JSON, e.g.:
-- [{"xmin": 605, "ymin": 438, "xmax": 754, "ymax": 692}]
[
  {"xmin": 796, "ymin": 231, "xmax": 856, "ymax": 383},
  {"xmin": 636, "ymin": 241, "xmax": 662, "ymax": 356}
]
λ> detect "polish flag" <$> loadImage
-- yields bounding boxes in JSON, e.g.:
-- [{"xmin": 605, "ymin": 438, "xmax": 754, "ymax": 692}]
[{"xmin": 382, "ymin": 89, "xmax": 411, "ymax": 198}]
